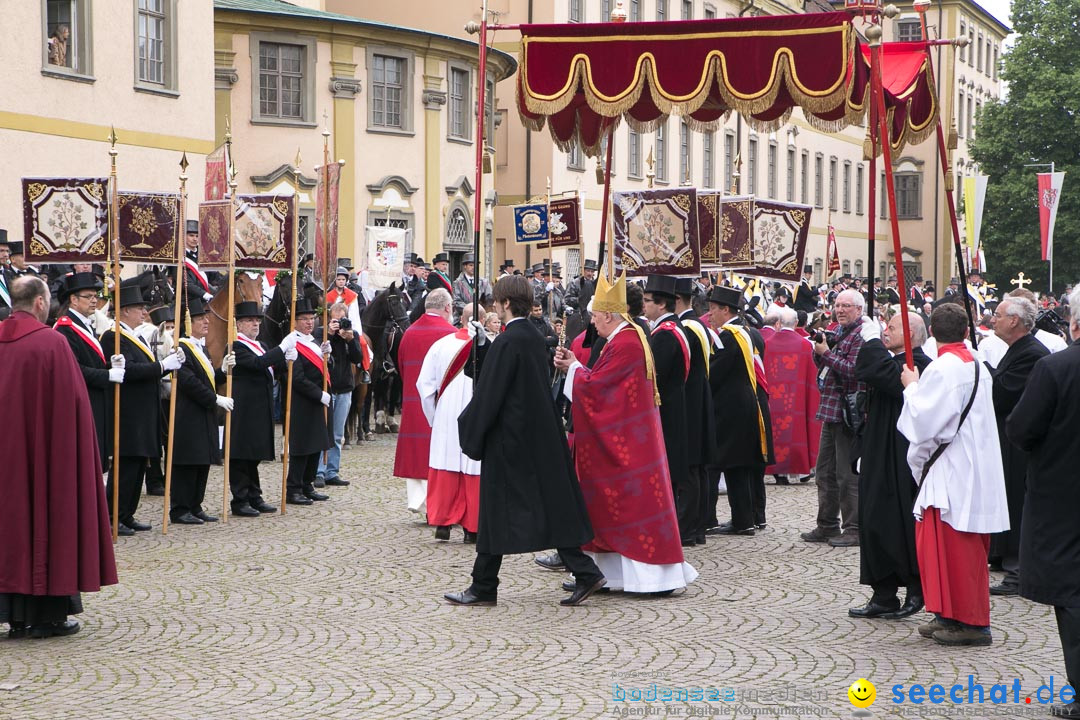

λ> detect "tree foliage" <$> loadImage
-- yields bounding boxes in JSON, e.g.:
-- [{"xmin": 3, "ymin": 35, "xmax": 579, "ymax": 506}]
[{"xmin": 969, "ymin": 0, "xmax": 1080, "ymax": 295}]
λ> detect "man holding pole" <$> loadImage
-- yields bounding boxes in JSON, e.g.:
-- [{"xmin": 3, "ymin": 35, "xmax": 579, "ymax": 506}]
[{"xmin": 284, "ymin": 298, "xmax": 333, "ymax": 505}]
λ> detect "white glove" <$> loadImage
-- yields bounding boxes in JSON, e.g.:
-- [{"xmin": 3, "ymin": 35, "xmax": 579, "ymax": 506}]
[
  {"xmin": 321, "ymin": 341, "xmax": 332, "ymax": 355},
  {"xmin": 175, "ymin": 347, "xmax": 186, "ymax": 365},
  {"xmin": 279, "ymin": 331, "xmax": 299, "ymax": 352},
  {"xmin": 110, "ymin": 354, "xmax": 126, "ymax": 369},
  {"xmin": 545, "ymin": 282, "xmax": 554, "ymax": 292},
  {"xmin": 284, "ymin": 347, "xmax": 298, "ymax": 362},
  {"xmin": 108, "ymin": 368, "xmax": 125, "ymax": 383},
  {"xmin": 215, "ymin": 395, "xmax": 234, "ymax": 412},
  {"xmin": 220, "ymin": 352, "xmax": 236, "ymax": 372},
  {"xmin": 320, "ymin": 392, "xmax": 331, "ymax": 407},
  {"xmin": 469, "ymin": 320, "xmax": 487, "ymax": 346},
  {"xmin": 859, "ymin": 316, "xmax": 881, "ymax": 342},
  {"xmin": 160, "ymin": 351, "xmax": 183, "ymax": 372},
  {"xmin": 202, "ymin": 292, "xmax": 213, "ymax": 303}
]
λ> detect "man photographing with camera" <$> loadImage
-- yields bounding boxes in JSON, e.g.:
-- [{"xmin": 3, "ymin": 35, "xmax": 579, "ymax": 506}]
[
  {"xmin": 315, "ymin": 302, "xmax": 364, "ymax": 488},
  {"xmin": 801, "ymin": 289, "xmax": 867, "ymax": 548}
]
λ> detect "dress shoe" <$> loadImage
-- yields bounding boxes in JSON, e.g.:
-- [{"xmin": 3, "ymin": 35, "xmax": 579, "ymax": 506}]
[
  {"xmin": 755, "ymin": 523, "xmax": 767, "ymax": 530},
  {"xmin": 172, "ymin": 512, "xmax": 204, "ymax": 525},
  {"xmin": 145, "ymin": 484, "xmax": 165, "ymax": 497},
  {"xmin": 848, "ymin": 599, "xmax": 902, "ymax": 619},
  {"xmin": 933, "ymin": 624, "xmax": 992, "ymax": 647},
  {"xmin": 799, "ymin": 474, "xmax": 812, "ymax": 483},
  {"xmin": 313, "ymin": 475, "xmax": 326, "ymax": 488},
  {"xmin": 325, "ymin": 476, "xmax": 350, "ymax": 486},
  {"xmin": 704, "ymin": 522, "xmax": 731, "ymax": 536},
  {"xmin": 714, "ymin": 524, "xmax": 755, "ymax": 536},
  {"xmin": 194, "ymin": 511, "xmax": 218, "ymax": 523},
  {"xmin": 444, "ymin": 589, "xmax": 497, "ymax": 606},
  {"xmin": 304, "ymin": 490, "xmax": 329, "ymax": 502},
  {"xmin": 232, "ymin": 503, "xmax": 260, "ymax": 518},
  {"xmin": 463, "ymin": 531, "xmax": 477, "ymax": 544},
  {"xmin": 286, "ymin": 493, "xmax": 313, "ymax": 506},
  {"xmin": 990, "ymin": 581, "xmax": 1019, "ymax": 596},
  {"xmin": 886, "ymin": 595, "xmax": 925, "ymax": 619},
  {"xmin": 534, "ymin": 552, "xmax": 566, "ymax": 571},
  {"xmin": 29, "ymin": 620, "xmax": 80, "ymax": 639},
  {"xmin": 681, "ymin": 537, "xmax": 697, "ymax": 547},
  {"xmin": 250, "ymin": 499, "xmax": 278, "ymax": 513},
  {"xmin": 561, "ymin": 577, "xmax": 608, "ymax": 606},
  {"xmin": 800, "ymin": 528, "xmax": 840, "ymax": 543},
  {"xmin": 1051, "ymin": 701, "xmax": 1080, "ymax": 717},
  {"xmin": 125, "ymin": 519, "xmax": 151, "ymax": 532},
  {"xmin": 694, "ymin": 534, "xmax": 706, "ymax": 546},
  {"xmin": 434, "ymin": 525, "xmax": 451, "ymax": 541},
  {"xmin": 774, "ymin": 475, "xmax": 791, "ymax": 485},
  {"xmin": 7, "ymin": 623, "xmax": 27, "ymax": 639},
  {"xmin": 828, "ymin": 533, "xmax": 859, "ymax": 547},
  {"xmin": 562, "ymin": 580, "xmax": 611, "ymax": 594},
  {"xmin": 117, "ymin": 524, "xmax": 136, "ymax": 537}
]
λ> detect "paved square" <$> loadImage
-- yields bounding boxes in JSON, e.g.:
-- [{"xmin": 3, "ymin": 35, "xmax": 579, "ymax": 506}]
[{"xmin": 0, "ymin": 435, "xmax": 1065, "ymax": 719}]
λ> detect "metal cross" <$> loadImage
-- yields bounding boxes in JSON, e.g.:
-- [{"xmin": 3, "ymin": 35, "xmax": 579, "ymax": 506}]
[{"xmin": 1011, "ymin": 271, "xmax": 1032, "ymax": 289}]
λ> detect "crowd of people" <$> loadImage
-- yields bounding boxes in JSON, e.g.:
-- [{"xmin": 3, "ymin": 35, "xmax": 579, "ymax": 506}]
[{"xmin": 4, "ymin": 232, "xmax": 1080, "ymax": 715}]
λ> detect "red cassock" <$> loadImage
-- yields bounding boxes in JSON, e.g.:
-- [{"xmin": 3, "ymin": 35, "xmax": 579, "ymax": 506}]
[
  {"xmin": 393, "ymin": 312, "xmax": 456, "ymax": 479},
  {"xmin": 0, "ymin": 312, "xmax": 118, "ymax": 597},
  {"xmin": 570, "ymin": 324, "xmax": 684, "ymax": 565},
  {"xmin": 764, "ymin": 329, "xmax": 821, "ymax": 475}
]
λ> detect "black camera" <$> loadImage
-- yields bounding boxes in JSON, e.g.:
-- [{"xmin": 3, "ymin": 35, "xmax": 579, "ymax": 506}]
[
  {"xmin": 338, "ymin": 318, "xmax": 352, "ymax": 331},
  {"xmin": 813, "ymin": 329, "xmax": 838, "ymax": 347}
]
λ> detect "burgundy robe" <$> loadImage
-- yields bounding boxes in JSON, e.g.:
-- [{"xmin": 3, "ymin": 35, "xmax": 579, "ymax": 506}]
[
  {"xmin": 764, "ymin": 328, "xmax": 821, "ymax": 475},
  {"xmin": 393, "ymin": 312, "xmax": 456, "ymax": 479},
  {"xmin": 0, "ymin": 312, "xmax": 118, "ymax": 596}
]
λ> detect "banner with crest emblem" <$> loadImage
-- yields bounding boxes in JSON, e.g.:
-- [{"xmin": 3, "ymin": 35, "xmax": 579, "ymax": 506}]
[
  {"xmin": 21, "ymin": 177, "xmax": 110, "ymax": 263},
  {"xmin": 612, "ymin": 187, "xmax": 700, "ymax": 276},
  {"xmin": 536, "ymin": 196, "xmax": 581, "ymax": 250},
  {"xmin": 118, "ymin": 191, "xmax": 180, "ymax": 262}
]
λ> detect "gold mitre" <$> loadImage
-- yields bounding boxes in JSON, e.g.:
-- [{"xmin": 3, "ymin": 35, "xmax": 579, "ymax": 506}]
[{"xmin": 592, "ymin": 271, "xmax": 627, "ymax": 313}]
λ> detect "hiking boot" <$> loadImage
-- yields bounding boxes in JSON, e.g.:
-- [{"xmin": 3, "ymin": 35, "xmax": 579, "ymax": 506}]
[
  {"xmin": 933, "ymin": 624, "xmax": 992, "ymax": 647},
  {"xmin": 800, "ymin": 528, "xmax": 841, "ymax": 543}
]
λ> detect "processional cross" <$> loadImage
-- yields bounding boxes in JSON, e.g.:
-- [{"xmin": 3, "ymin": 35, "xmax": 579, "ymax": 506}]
[{"xmin": 1011, "ymin": 271, "xmax": 1032, "ymax": 290}]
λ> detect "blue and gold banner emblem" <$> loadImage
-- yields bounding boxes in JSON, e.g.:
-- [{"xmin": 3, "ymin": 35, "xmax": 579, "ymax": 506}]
[{"xmin": 513, "ymin": 203, "xmax": 548, "ymax": 244}]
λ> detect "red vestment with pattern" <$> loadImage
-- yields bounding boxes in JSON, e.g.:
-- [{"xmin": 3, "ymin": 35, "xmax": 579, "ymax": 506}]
[
  {"xmin": 393, "ymin": 312, "xmax": 456, "ymax": 479},
  {"xmin": 764, "ymin": 329, "xmax": 821, "ymax": 475}
]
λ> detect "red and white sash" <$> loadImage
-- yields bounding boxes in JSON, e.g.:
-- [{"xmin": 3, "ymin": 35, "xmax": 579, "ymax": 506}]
[
  {"xmin": 55, "ymin": 315, "xmax": 105, "ymax": 363},
  {"xmin": 184, "ymin": 256, "xmax": 211, "ymax": 293},
  {"xmin": 296, "ymin": 337, "xmax": 330, "ymax": 384},
  {"xmin": 438, "ymin": 329, "xmax": 473, "ymax": 399},
  {"xmin": 652, "ymin": 320, "xmax": 691, "ymax": 381},
  {"xmin": 236, "ymin": 334, "xmax": 273, "ymax": 378}
]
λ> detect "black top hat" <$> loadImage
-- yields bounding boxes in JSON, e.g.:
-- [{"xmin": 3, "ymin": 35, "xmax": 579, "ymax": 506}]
[
  {"xmin": 405, "ymin": 253, "xmax": 418, "ymax": 264},
  {"xmin": 413, "ymin": 256, "xmax": 425, "ymax": 265},
  {"xmin": 187, "ymin": 296, "xmax": 209, "ymax": 317},
  {"xmin": 294, "ymin": 298, "xmax": 316, "ymax": 316},
  {"xmin": 433, "ymin": 252, "xmax": 450, "ymax": 265},
  {"xmin": 707, "ymin": 285, "xmax": 743, "ymax": 310},
  {"xmin": 118, "ymin": 285, "xmax": 148, "ymax": 308},
  {"xmin": 150, "ymin": 306, "xmax": 174, "ymax": 325},
  {"xmin": 583, "ymin": 259, "xmax": 598, "ymax": 271},
  {"xmin": 301, "ymin": 253, "xmax": 314, "ymax": 265},
  {"xmin": 0, "ymin": 229, "xmax": 7, "ymax": 245},
  {"xmin": 61, "ymin": 272, "xmax": 103, "ymax": 301},
  {"xmin": 553, "ymin": 267, "xmax": 563, "ymax": 278},
  {"xmin": 644, "ymin": 275, "xmax": 677, "ymax": 299},
  {"xmin": 8, "ymin": 241, "xmax": 24, "ymax": 255},
  {"xmin": 462, "ymin": 252, "xmax": 476, "ymax": 264},
  {"xmin": 186, "ymin": 220, "xmax": 199, "ymax": 235},
  {"xmin": 337, "ymin": 257, "xmax": 353, "ymax": 269},
  {"xmin": 235, "ymin": 301, "xmax": 262, "ymax": 319},
  {"xmin": 674, "ymin": 277, "xmax": 695, "ymax": 296},
  {"xmin": 504, "ymin": 259, "xmax": 515, "ymax": 267},
  {"xmin": 336, "ymin": 266, "xmax": 349, "ymax": 278},
  {"xmin": 531, "ymin": 263, "xmax": 544, "ymax": 274}
]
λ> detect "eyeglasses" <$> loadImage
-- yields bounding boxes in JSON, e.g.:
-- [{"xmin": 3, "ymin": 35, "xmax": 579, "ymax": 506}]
[
  {"xmin": 834, "ymin": 302, "xmax": 859, "ymax": 309},
  {"xmin": 73, "ymin": 293, "xmax": 98, "ymax": 301}
]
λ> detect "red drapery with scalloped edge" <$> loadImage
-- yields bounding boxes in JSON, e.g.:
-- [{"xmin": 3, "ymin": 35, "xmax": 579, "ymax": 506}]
[{"xmin": 516, "ymin": 12, "xmax": 936, "ymax": 156}]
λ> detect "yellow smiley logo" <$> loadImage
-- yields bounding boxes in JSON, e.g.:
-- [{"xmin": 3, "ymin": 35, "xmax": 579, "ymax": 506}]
[{"xmin": 848, "ymin": 678, "xmax": 876, "ymax": 708}]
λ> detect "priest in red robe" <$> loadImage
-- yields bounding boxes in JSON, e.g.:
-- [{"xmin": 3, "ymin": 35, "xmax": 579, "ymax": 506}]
[
  {"xmin": 554, "ymin": 272, "xmax": 697, "ymax": 595},
  {"xmin": 764, "ymin": 306, "xmax": 821, "ymax": 483},
  {"xmin": 394, "ymin": 287, "xmax": 456, "ymax": 512},
  {"xmin": 0, "ymin": 277, "xmax": 118, "ymax": 639}
]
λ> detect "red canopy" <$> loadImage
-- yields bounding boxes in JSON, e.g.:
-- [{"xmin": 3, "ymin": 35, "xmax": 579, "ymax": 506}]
[{"xmin": 517, "ymin": 12, "xmax": 936, "ymax": 155}]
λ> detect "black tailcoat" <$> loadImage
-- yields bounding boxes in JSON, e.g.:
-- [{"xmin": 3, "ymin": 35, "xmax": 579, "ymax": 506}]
[
  {"xmin": 55, "ymin": 311, "xmax": 111, "ymax": 460},
  {"xmin": 172, "ymin": 339, "xmax": 224, "ymax": 466},
  {"xmin": 677, "ymin": 311, "xmax": 717, "ymax": 467},
  {"xmin": 288, "ymin": 346, "xmax": 333, "ymax": 456},
  {"xmin": 709, "ymin": 326, "xmax": 766, "ymax": 470},
  {"xmin": 649, "ymin": 318, "xmax": 689, "ymax": 494},
  {"xmin": 229, "ymin": 339, "xmax": 285, "ymax": 461},
  {"xmin": 99, "ymin": 326, "xmax": 163, "ymax": 458}
]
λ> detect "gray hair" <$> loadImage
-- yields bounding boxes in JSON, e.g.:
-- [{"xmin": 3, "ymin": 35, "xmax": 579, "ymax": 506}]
[
  {"xmin": 907, "ymin": 312, "xmax": 928, "ymax": 347},
  {"xmin": 1070, "ymin": 286, "xmax": 1080, "ymax": 316},
  {"xmin": 329, "ymin": 302, "xmax": 348, "ymax": 317},
  {"xmin": 999, "ymin": 296, "xmax": 1037, "ymax": 330},
  {"xmin": 425, "ymin": 288, "xmax": 452, "ymax": 311},
  {"xmin": 763, "ymin": 308, "xmax": 782, "ymax": 327},
  {"xmin": 836, "ymin": 289, "xmax": 865, "ymax": 310},
  {"xmin": 777, "ymin": 306, "xmax": 798, "ymax": 329}
]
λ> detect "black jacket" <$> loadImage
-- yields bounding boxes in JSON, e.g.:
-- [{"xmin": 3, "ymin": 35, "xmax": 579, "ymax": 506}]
[
  {"xmin": 315, "ymin": 325, "xmax": 364, "ymax": 393},
  {"xmin": 288, "ymin": 343, "xmax": 333, "ymax": 456},
  {"xmin": 172, "ymin": 338, "xmax": 225, "ymax": 466},
  {"xmin": 55, "ymin": 310, "xmax": 112, "ymax": 460},
  {"xmin": 678, "ymin": 310, "xmax": 717, "ymax": 466},
  {"xmin": 229, "ymin": 338, "xmax": 286, "ymax": 461},
  {"xmin": 649, "ymin": 316, "xmax": 689, "ymax": 494},
  {"xmin": 99, "ymin": 325, "xmax": 166, "ymax": 458}
]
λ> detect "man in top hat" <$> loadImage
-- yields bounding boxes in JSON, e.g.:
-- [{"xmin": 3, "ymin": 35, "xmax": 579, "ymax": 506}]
[
  {"xmin": 5, "ymin": 241, "xmax": 40, "ymax": 280},
  {"xmin": 326, "ymin": 265, "xmax": 364, "ymax": 332},
  {"xmin": 642, "ymin": 275, "xmax": 693, "ymax": 545},
  {"xmin": 181, "ymin": 220, "xmax": 216, "ymax": 313},
  {"xmin": 406, "ymin": 256, "xmax": 426, "ymax": 300},
  {"xmin": 229, "ymin": 303, "xmax": 297, "ymax": 516},
  {"xmin": 0, "ymin": 230, "xmax": 12, "ymax": 320},
  {"xmin": 705, "ymin": 286, "xmax": 772, "ymax": 536},
  {"xmin": 538, "ymin": 263, "xmax": 564, "ymax": 319},
  {"xmin": 100, "ymin": 284, "xmax": 186, "ymax": 535},
  {"xmin": 564, "ymin": 259, "xmax": 598, "ymax": 318},
  {"xmin": 553, "ymin": 272, "xmax": 695, "ymax": 595},
  {"xmin": 498, "ymin": 258, "xmax": 515, "ymax": 279},
  {"xmin": 427, "ymin": 252, "xmax": 454, "ymax": 294},
  {"xmin": 284, "ymin": 298, "xmax": 333, "ymax": 505},
  {"xmin": 674, "ymin": 277, "xmax": 716, "ymax": 545},
  {"xmin": 54, "ymin": 271, "xmax": 121, "ymax": 465},
  {"xmin": 169, "ymin": 296, "xmax": 234, "ymax": 525},
  {"xmin": 452, "ymin": 252, "xmax": 493, "ymax": 326},
  {"xmin": 402, "ymin": 253, "xmax": 417, "ymax": 288}
]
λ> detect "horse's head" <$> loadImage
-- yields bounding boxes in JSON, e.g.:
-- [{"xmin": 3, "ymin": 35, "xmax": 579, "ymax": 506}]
[
  {"xmin": 235, "ymin": 270, "xmax": 264, "ymax": 304},
  {"xmin": 384, "ymin": 282, "xmax": 411, "ymax": 331}
]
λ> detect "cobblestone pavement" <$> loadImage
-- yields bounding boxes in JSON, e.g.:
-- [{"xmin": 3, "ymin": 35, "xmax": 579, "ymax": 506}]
[{"xmin": 0, "ymin": 434, "xmax": 1067, "ymax": 719}]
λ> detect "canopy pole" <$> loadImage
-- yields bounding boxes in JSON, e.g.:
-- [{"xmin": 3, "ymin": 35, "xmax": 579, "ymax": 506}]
[
  {"xmin": 107, "ymin": 128, "xmax": 121, "ymax": 543},
  {"xmin": 866, "ymin": 94, "xmax": 877, "ymax": 322},
  {"xmin": 280, "ymin": 149, "xmax": 301, "ymax": 514},
  {"xmin": 597, "ymin": 122, "xmax": 616, "ymax": 276},
  {"xmin": 162, "ymin": 154, "xmax": 189, "ymax": 535},
  {"xmin": 468, "ymin": 0, "xmax": 490, "ymax": 380}
]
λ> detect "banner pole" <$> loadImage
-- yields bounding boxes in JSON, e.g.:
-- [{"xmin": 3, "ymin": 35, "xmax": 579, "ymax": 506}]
[
  {"xmin": 162, "ymin": 154, "xmax": 189, "ymax": 535},
  {"xmin": 280, "ymin": 149, "xmax": 302, "ymax": 513},
  {"xmin": 468, "ymin": 0, "xmax": 490, "ymax": 384},
  {"xmin": 320, "ymin": 125, "xmax": 331, "ymax": 460},
  {"xmin": 222, "ymin": 129, "xmax": 238, "ymax": 523},
  {"xmin": 107, "ymin": 128, "xmax": 122, "ymax": 543}
]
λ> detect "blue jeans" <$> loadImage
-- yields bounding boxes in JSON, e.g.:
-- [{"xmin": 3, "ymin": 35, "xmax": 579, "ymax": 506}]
[{"xmin": 317, "ymin": 391, "xmax": 352, "ymax": 480}]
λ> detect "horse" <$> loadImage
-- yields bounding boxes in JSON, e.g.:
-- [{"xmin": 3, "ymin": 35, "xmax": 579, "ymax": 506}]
[
  {"xmin": 343, "ymin": 365, "xmax": 370, "ymax": 445},
  {"xmin": 205, "ymin": 271, "xmax": 266, "ymax": 367},
  {"xmin": 361, "ymin": 282, "xmax": 410, "ymax": 435},
  {"xmin": 258, "ymin": 272, "xmax": 325, "ymax": 348}
]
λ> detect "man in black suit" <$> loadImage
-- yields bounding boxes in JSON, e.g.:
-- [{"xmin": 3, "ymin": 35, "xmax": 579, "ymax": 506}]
[
  {"xmin": 284, "ymin": 299, "xmax": 334, "ymax": 505},
  {"xmin": 794, "ymin": 266, "xmax": 819, "ymax": 315}
]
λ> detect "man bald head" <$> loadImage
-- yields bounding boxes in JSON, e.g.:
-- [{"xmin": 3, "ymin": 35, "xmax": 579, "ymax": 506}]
[
  {"xmin": 10, "ymin": 276, "xmax": 50, "ymax": 323},
  {"xmin": 883, "ymin": 312, "xmax": 926, "ymax": 354}
]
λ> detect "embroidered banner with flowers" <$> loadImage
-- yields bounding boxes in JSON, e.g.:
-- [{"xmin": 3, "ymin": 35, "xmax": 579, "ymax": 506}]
[
  {"xmin": 21, "ymin": 177, "xmax": 109, "ymax": 263},
  {"xmin": 314, "ymin": 162, "xmax": 341, "ymax": 288},
  {"xmin": 612, "ymin": 187, "xmax": 700, "ymax": 277},
  {"xmin": 698, "ymin": 192, "xmax": 754, "ymax": 267},
  {"xmin": 199, "ymin": 195, "xmax": 297, "ymax": 270},
  {"xmin": 743, "ymin": 199, "xmax": 812, "ymax": 282},
  {"xmin": 536, "ymin": 196, "xmax": 582, "ymax": 249},
  {"xmin": 118, "ymin": 191, "xmax": 180, "ymax": 262}
]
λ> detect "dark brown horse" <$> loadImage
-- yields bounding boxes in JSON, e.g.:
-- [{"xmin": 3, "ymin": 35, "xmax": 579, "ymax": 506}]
[{"xmin": 360, "ymin": 282, "xmax": 410, "ymax": 434}]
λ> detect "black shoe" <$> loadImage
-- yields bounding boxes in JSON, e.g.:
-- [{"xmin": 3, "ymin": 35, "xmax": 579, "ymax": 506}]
[
  {"xmin": 194, "ymin": 511, "xmax": 218, "ymax": 523},
  {"xmin": 325, "ymin": 476, "xmax": 350, "ymax": 486},
  {"xmin": 145, "ymin": 485, "xmax": 165, "ymax": 497},
  {"xmin": 715, "ymin": 524, "xmax": 755, "ymax": 536},
  {"xmin": 7, "ymin": 623, "xmax": 27, "ymax": 639},
  {"xmin": 1051, "ymin": 702, "xmax": 1080, "ymax": 718},
  {"xmin": 848, "ymin": 599, "xmax": 902, "ymax": 619},
  {"xmin": 562, "ymin": 580, "xmax": 612, "ymax": 594},
  {"xmin": 286, "ymin": 493, "xmax": 313, "ymax": 506},
  {"xmin": 755, "ymin": 523, "xmax": 767, "ymax": 530},
  {"xmin": 172, "ymin": 512, "xmax": 204, "ymax": 525},
  {"xmin": 444, "ymin": 589, "xmax": 497, "ymax": 606},
  {"xmin": 126, "ymin": 519, "xmax": 151, "ymax": 532},
  {"xmin": 434, "ymin": 525, "xmax": 451, "ymax": 541},
  {"xmin": 694, "ymin": 534, "xmax": 706, "ymax": 545},
  {"xmin": 561, "ymin": 577, "xmax": 608, "ymax": 606},
  {"xmin": 304, "ymin": 490, "xmax": 329, "ymax": 502},
  {"xmin": 774, "ymin": 476, "xmax": 791, "ymax": 485},
  {"xmin": 313, "ymin": 476, "xmax": 326, "ymax": 488},
  {"xmin": 828, "ymin": 533, "xmax": 859, "ymax": 547},
  {"xmin": 990, "ymin": 582, "xmax": 1019, "ymax": 596},
  {"xmin": 250, "ymin": 499, "xmax": 277, "ymax": 513},
  {"xmin": 534, "ymin": 552, "xmax": 566, "ymax": 571},
  {"xmin": 463, "ymin": 531, "xmax": 477, "ymax": 544},
  {"xmin": 886, "ymin": 595, "xmax": 925, "ymax": 619},
  {"xmin": 29, "ymin": 620, "xmax": 80, "ymax": 639},
  {"xmin": 232, "ymin": 503, "xmax": 260, "ymax": 518},
  {"xmin": 681, "ymin": 537, "xmax": 698, "ymax": 547},
  {"xmin": 117, "ymin": 523, "xmax": 136, "ymax": 537}
]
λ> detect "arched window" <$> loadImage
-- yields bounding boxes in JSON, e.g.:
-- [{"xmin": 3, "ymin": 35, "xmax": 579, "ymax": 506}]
[
  {"xmin": 842, "ymin": 260, "xmax": 851, "ymax": 276},
  {"xmin": 445, "ymin": 205, "xmax": 471, "ymax": 248},
  {"xmin": 854, "ymin": 259, "xmax": 864, "ymax": 279}
]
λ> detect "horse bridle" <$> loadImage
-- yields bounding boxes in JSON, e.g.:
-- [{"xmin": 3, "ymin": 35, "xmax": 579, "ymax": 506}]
[{"xmin": 379, "ymin": 294, "xmax": 410, "ymax": 376}]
